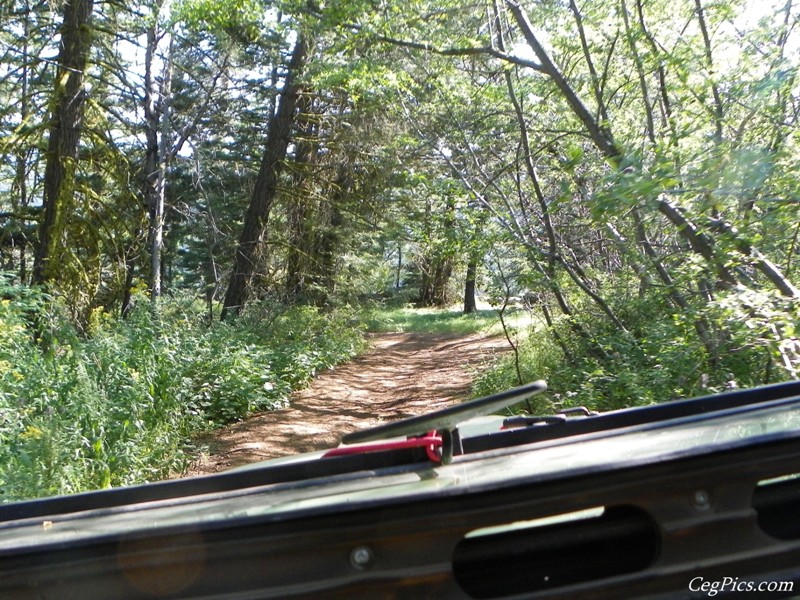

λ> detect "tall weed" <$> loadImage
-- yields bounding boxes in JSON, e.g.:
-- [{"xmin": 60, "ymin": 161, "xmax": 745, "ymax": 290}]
[{"xmin": 0, "ymin": 290, "xmax": 365, "ymax": 502}]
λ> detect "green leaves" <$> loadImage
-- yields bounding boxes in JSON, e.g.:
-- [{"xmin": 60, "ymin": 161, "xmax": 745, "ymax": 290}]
[
  {"xmin": 174, "ymin": 0, "xmax": 267, "ymax": 39},
  {"xmin": 0, "ymin": 294, "xmax": 366, "ymax": 501}
]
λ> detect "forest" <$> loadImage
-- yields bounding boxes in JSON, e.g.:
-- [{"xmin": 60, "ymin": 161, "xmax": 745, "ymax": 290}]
[{"xmin": 0, "ymin": 0, "xmax": 798, "ymax": 500}]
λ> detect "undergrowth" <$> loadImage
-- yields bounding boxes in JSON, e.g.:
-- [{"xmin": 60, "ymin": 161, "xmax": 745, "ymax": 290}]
[
  {"xmin": 4, "ymin": 282, "xmax": 792, "ymax": 501},
  {"xmin": 0, "ymin": 290, "xmax": 365, "ymax": 502},
  {"xmin": 473, "ymin": 289, "xmax": 795, "ymax": 414}
]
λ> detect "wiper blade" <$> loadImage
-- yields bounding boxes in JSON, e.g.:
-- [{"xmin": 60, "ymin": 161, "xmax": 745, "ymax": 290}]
[{"xmin": 341, "ymin": 380, "xmax": 547, "ymax": 444}]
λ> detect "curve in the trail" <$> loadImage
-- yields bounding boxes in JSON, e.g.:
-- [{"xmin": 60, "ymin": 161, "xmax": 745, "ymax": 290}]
[{"xmin": 186, "ymin": 332, "xmax": 510, "ymax": 476}]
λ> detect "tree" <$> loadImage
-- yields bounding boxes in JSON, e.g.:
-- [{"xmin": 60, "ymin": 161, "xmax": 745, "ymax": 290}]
[
  {"xmin": 32, "ymin": 0, "xmax": 95, "ymax": 285},
  {"xmin": 221, "ymin": 33, "xmax": 308, "ymax": 319},
  {"xmin": 331, "ymin": 0, "xmax": 798, "ymax": 384},
  {"xmin": 0, "ymin": 3, "xmax": 47, "ymax": 282},
  {"xmin": 142, "ymin": 0, "xmax": 173, "ymax": 301}
]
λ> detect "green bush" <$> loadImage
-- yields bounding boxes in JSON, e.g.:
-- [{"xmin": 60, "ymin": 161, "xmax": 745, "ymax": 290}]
[
  {"xmin": 473, "ymin": 288, "xmax": 790, "ymax": 415},
  {"xmin": 0, "ymin": 290, "xmax": 366, "ymax": 502}
]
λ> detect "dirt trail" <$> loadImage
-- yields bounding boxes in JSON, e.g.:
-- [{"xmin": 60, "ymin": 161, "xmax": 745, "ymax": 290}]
[{"xmin": 186, "ymin": 332, "xmax": 510, "ymax": 476}]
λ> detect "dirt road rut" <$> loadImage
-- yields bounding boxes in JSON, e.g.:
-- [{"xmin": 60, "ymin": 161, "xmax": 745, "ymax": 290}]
[{"xmin": 186, "ymin": 332, "xmax": 509, "ymax": 475}]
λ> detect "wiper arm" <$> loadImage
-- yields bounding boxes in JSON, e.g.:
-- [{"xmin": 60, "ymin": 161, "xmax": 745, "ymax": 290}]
[{"xmin": 341, "ymin": 380, "xmax": 547, "ymax": 444}]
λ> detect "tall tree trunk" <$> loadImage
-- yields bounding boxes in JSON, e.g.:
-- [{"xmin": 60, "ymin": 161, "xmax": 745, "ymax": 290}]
[
  {"xmin": 417, "ymin": 196, "xmax": 456, "ymax": 308},
  {"xmin": 567, "ymin": 0, "xmax": 610, "ymax": 127},
  {"xmin": 120, "ymin": 239, "xmax": 138, "ymax": 319},
  {"xmin": 463, "ymin": 255, "xmax": 478, "ymax": 314},
  {"xmin": 310, "ymin": 170, "xmax": 351, "ymax": 306},
  {"xmin": 395, "ymin": 242, "xmax": 403, "ymax": 291},
  {"xmin": 418, "ymin": 258, "xmax": 453, "ymax": 307},
  {"xmin": 31, "ymin": 0, "xmax": 94, "ymax": 285},
  {"xmin": 284, "ymin": 92, "xmax": 318, "ymax": 303},
  {"xmin": 144, "ymin": 14, "xmax": 173, "ymax": 301},
  {"xmin": 221, "ymin": 35, "xmax": 308, "ymax": 320},
  {"xmin": 311, "ymin": 201, "xmax": 343, "ymax": 306},
  {"xmin": 634, "ymin": 0, "xmax": 679, "ymax": 152},
  {"xmin": 13, "ymin": 5, "xmax": 31, "ymax": 283},
  {"xmin": 495, "ymin": 3, "xmax": 619, "ymax": 355}
]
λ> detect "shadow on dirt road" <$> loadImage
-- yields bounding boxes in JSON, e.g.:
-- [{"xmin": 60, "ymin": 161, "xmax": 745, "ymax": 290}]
[{"xmin": 185, "ymin": 332, "xmax": 510, "ymax": 475}]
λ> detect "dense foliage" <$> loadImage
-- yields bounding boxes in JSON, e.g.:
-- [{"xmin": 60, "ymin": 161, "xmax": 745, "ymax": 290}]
[
  {"xmin": 0, "ymin": 282, "xmax": 364, "ymax": 501},
  {"xmin": 0, "ymin": 0, "xmax": 799, "ymax": 497}
]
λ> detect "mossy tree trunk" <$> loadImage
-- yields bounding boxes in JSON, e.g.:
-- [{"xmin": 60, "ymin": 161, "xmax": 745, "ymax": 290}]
[{"xmin": 32, "ymin": 0, "xmax": 94, "ymax": 285}]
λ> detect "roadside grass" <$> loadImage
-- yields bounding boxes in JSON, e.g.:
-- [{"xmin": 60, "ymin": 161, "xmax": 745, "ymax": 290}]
[{"xmin": 363, "ymin": 305, "xmax": 534, "ymax": 337}]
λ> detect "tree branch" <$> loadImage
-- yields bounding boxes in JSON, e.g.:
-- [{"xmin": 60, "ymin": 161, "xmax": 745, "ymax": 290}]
[
  {"xmin": 374, "ymin": 32, "xmax": 545, "ymax": 70},
  {"xmin": 328, "ymin": 14, "xmax": 546, "ymax": 72}
]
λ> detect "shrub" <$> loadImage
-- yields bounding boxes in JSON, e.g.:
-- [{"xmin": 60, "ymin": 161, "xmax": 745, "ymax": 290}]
[
  {"xmin": 0, "ymin": 290, "xmax": 366, "ymax": 502},
  {"xmin": 473, "ymin": 288, "xmax": 790, "ymax": 415}
]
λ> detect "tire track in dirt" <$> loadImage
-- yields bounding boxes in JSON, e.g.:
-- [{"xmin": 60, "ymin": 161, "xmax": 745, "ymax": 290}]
[{"xmin": 186, "ymin": 332, "xmax": 510, "ymax": 475}]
